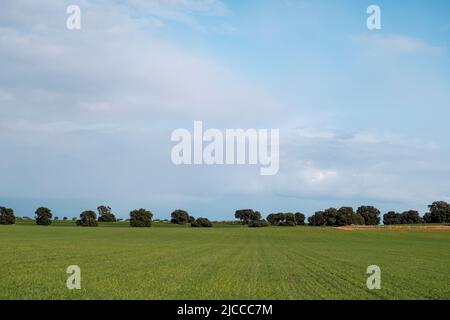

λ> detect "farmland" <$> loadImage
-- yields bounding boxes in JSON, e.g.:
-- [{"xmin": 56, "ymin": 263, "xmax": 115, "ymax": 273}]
[{"xmin": 0, "ymin": 221, "xmax": 449, "ymax": 299}]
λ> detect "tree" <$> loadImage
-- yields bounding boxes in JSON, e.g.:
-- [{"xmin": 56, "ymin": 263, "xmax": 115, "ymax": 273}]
[
  {"xmin": 191, "ymin": 217, "xmax": 212, "ymax": 228},
  {"xmin": 308, "ymin": 211, "xmax": 325, "ymax": 226},
  {"xmin": 171, "ymin": 209, "xmax": 190, "ymax": 224},
  {"xmin": 35, "ymin": 207, "xmax": 52, "ymax": 226},
  {"xmin": 0, "ymin": 207, "xmax": 15, "ymax": 225},
  {"xmin": 336, "ymin": 207, "xmax": 354, "ymax": 226},
  {"xmin": 266, "ymin": 213, "xmax": 296, "ymax": 226},
  {"xmin": 248, "ymin": 219, "xmax": 270, "ymax": 227},
  {"xmin": 424, "ymin": 201, "xmax": 450, "ymax": 223},
  {"xmin": 383, "ymin": 211, "xmax": 401, "ymax": 225},
  {"xmin": 54, "ymin": 216, "xmax": 59, "ymax": 221},
  {"xmin": 63, "ymin": 217, "xmax": 68, "ymax": 221},
  {"xmin": 323, "ymin": 208, "xmax": 338, "ymax": 226},
  {"xmin": 351, "ymin": 213, "xmax": 365, "ymax": 225},
  {"xmin": 284, "ymin": 213, "xmax": 296, "ymax": 226},
  {"xmin": 357, "ymin": 206, "xmax": 380, "ymax": 225},
  {"xmin": 399, "ymin": 210, "xmax": 421, "ymax": 224},
  {"xmin": 295, "ymin": 212, "xmax": 306, "ymax": 225},
  {"xmin": 97, "ymin": 205, "xmax": 116, "ymax": 222},
  {"xmin": 235, "ymin": 209, "xmax": 261, "ymax": 224},
  {"xmin": 307, "ymin": 208, "xmax": 362, "ymax": 227},
  {"xmin": 76, "ymin": 211, "xmax": 98, "ymax": 227},
  {"xmin": 267, "ymin": 213, "xmax": 282, "ymax": 225},
  {"xmin": 130, "ymin": 209, "xmax": 153, "ymax": 227}
]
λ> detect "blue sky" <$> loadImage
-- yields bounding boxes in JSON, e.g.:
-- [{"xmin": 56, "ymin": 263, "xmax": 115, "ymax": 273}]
[{"xmin": 0, "ymin": 0, "xmax": 449, "ymax": 220}]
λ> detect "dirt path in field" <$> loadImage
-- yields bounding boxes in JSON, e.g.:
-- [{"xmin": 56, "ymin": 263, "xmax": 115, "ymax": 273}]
[{"xmin": 335, "ymin": 225, "xmax": 450, "ymax": 231}]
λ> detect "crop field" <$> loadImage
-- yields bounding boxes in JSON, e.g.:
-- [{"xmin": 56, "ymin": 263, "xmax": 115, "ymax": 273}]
[{"xmin": 0, "ymin": 221, "xmax": 449, "ymax": 300}]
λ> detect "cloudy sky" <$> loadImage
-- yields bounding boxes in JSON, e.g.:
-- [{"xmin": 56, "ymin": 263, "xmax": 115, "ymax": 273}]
[{"xmin": 1, "ymin": 0, "xmax": 449, "ymax": 220}]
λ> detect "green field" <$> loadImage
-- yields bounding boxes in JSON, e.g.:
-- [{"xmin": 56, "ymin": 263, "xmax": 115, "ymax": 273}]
[{"xmin": 1, "ymin": 221, "xmax": 449, "ymax": 299}]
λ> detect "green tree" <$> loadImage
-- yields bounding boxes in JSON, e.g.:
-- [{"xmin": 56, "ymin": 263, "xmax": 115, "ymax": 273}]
[
  {"xmin": 0, "ymin": 207, "xmax": 15, "ymax": 225},
  {"xmin": 424, "ymin": 201, "xmax": 450, "ymax": 223},
  {"xmin": 97, "ymin": 205, "xmax": 117, "ymax": 222},
  {"xmin": 294, "ymin": 212, "xmax": 306, "ymax": 225},
  {"xmin": 351, "ymin": 213, "xmax": 365, "ymax": 225},
  {"xmin": 308, "ymin": 211, "xmax": 325, "ymax": 226},
  {"xmin": 356, "ymin": 206, "xmax": 380, "ymax": 225},
  {"xmin": 76, "ymin": 211, "xmax": 98, "ymax": 227},
  {"xmin": 336, "ymin": 207, "xmax": 354, "ymax": 226},
  {"xmin": 383, "ymin": 211, "xmax": 400, "ymax": 225},
  {"xmin": 235, "ymin": 209, "xmax": 261, "ymax": 224},
  {"xmin": 323, "ymin": 208, "xmax": 339, "ymax": 226},
  {"xmin": 171, "ymin": 209, "xmax": 190, "ymax": 224},
  {"xmin": 130, "ymin": 209, "xmax": 153, "ymax": 227},
  {"xmin": 399, "ymin": 210, "xmax": 421, "ymax": 224},
  {"xmin": 35, "ymin": 207, "xmax": 52, "ymax": 226}
]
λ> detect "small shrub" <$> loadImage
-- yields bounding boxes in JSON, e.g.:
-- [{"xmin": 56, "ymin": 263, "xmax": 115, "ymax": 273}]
[
  {"xmin": 248, "ymin": 220, "xmax": 270, "ymax": 228},
  {"xmin": 191, "ymin": 217, "xmax": 212, "ymax": 228}
]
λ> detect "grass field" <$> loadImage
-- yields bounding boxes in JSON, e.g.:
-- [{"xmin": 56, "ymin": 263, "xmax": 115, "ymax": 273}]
[{"xmin": 1, "ymin": 221, "xmax": 449, "ymax": 300}]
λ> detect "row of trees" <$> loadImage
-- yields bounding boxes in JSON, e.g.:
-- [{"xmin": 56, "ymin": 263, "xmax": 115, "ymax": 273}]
[
  {"xmin": 233, "ymin": 202, "xmax": 450, "ymax": 227},
  {"xmin": 234, "ymin": 210, "xmax": 305, "ymax": 227},
  {"xmin": 267, "ymin": 213, "xmax": 305, "ymax": 226},
  {"xmin": 308, "ymin": 206, "xmax": 372, "ymax": 227},
  {"xmin": 170, "ymin": 209, "xmax": 212, "ymax": 228},
  {"xmin": 0, "ymin": 205, "xmax": 212, "ymax": 228},
  {"xmin": 1, "ymin": 201, "xmax": 449, "ymax": 227},
  {"xmin": 383, "ymin": 202, "xmax": 450, "ymax": 225},
  {"xmin": 383, "ymin": 210, "xmax": 421, "ymax": 225}
]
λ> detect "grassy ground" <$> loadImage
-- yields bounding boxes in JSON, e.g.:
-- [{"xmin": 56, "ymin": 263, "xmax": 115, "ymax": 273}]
[{"xmin": 0, "ymin": 221, "xmax": 449, "ymax": 299}]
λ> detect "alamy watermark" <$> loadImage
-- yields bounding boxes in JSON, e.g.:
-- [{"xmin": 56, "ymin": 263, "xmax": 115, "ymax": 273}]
[
  {"xmin": 366, "ymin": 265, "xmax": 381, "ymax": 290},
  {"xmin": 171, "ymin": 121, "xmax": 279, "ymax": 176},
  {"xmin": 367, "ymin": 5, "xmax": 381, "ymax": 30},
  {"xmin": 66, "ymin": 5, "xmax": 81, "ymax": 30},
  {"xmin": 66, "ymin": 265, "xmax": 81, "ymax": 290}
]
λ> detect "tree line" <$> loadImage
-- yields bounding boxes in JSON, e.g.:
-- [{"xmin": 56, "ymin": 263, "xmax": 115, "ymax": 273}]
[
  {"xmin": 0, "ymin": 201, "xmax": 449, "ymax": 228},
  {"xmin": 0, "ymin": 205, "xmax": 213, "ymax": 228},
  {"xmin": 233, "ymin": 202, "xmax": 450, "ymax": 227}
]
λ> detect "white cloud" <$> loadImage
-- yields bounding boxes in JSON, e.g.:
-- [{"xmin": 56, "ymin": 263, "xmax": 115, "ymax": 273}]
[{"xmin": 0, "ymin": 0, "xmax": 279, "ymax": 126}]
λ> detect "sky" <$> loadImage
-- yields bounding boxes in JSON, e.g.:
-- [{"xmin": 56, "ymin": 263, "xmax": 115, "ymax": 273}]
[{"xmin": 0, "ymin": 0, "xmax": 449, "ymax": 220}]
